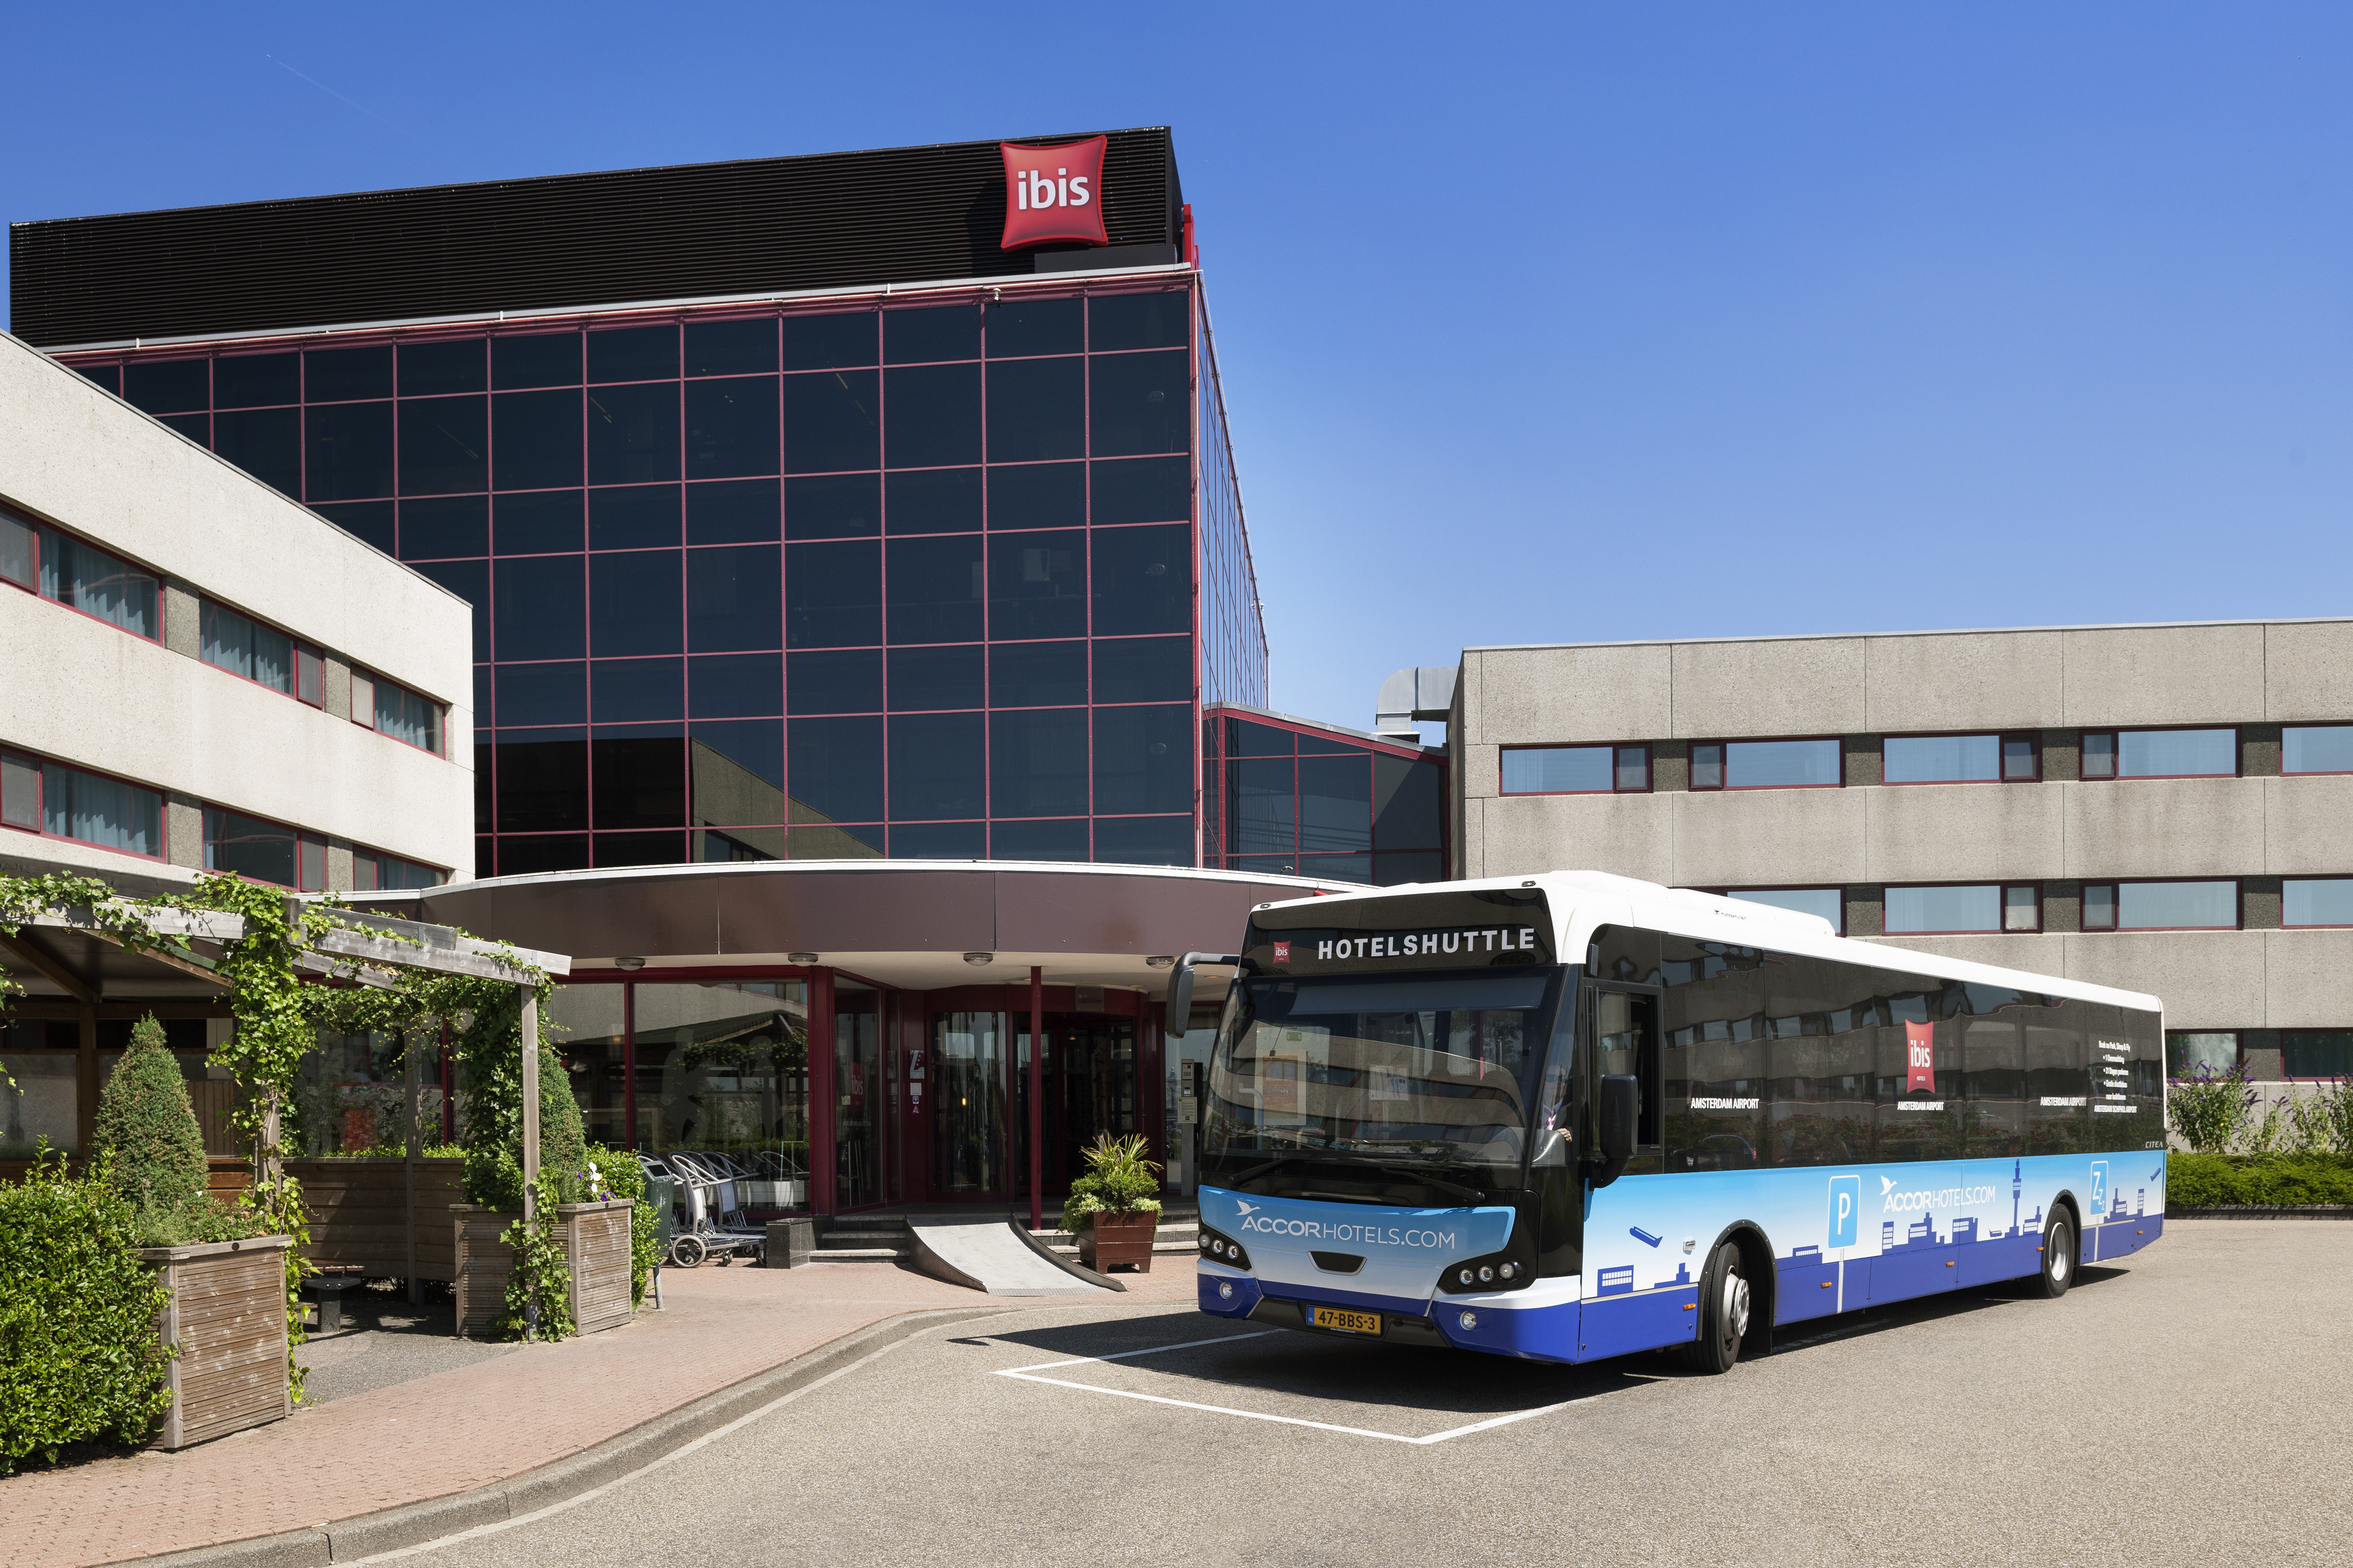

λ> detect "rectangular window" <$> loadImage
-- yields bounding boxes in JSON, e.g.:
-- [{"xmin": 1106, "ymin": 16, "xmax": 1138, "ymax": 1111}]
[
  {"xmin": 198, "ymin": 600, "xmax": 299, "ymax": 695},
  {"xmin": 2083, "ymin": 728, "xmax": 2237, "ymax": 780},
  {"xmin": 2002, "ymin": 734, "xmax": 2038, "ymax": 781},
  {"xmin": 297, "ymin": 646, "xmax": 323, "ymax": 707},
  {"xmin": 2002, "ymin": 884, "xmax": 2041, "ymax": 932},
  {"xmin": 2166, "ymin": 1031, "xmax": 2240, "ymax": 1078},
  {"xmin": 203, "ymin": 806, "xmax": 323, "ymax": 888},
  {"xmin": 2283, "ymin": 726, "xmax": 2353, "ymax": 775},
  {"xmin": 2284, "ymin": 878, "xmax": 2353, "ymax": 928},
  {"xmin": 1885, "ymin": 884, "xmax": 2002, "ymax": 934},
  {"xmin": 1727, "ymin": 887, "xmax": 1843, "ymax": 933},
  {"xmin": 0, "ymin": 752, "xmax": 36, "ymax": 829},
  {"xmin": 2285, "ymin": 1033, "xmax": 2353, "ymax": 1078},
  {"xmin": 359, "ymin": 673, "xmax": 444, "ymax": 754},
  {"xmin": 1884, "ymin": 734, "xmax": 1999, "ymax": 784},
  {"xmin": 1499, "ymin": 744, "xmax": 1646, "ymax": 795},
  {"xmin": 2, "ymin": 512, "xmax": 160, "ymax": 639},
  {"xmin": 0, "ymin": 505, "xmax": 31, "ymax": 588},
  {"xmin": 1689, "ymin": 738, "xmax": 1840, "ymax": 790},
  {"xmin": 2082, "ymin": 880, "xmax": 2239, "ymax": 931},
  {"xmin": 353, "ymin": 849, "xmax": 446, "ymax": 890},
  {"xmin": 5, "ymin": 752, "xmax": 163, "ymax": 858}
]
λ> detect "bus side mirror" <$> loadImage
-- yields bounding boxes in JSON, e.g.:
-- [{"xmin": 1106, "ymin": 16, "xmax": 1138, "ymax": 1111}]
[
  {"xmin": 1590, "ymin": 1073, "xmax": 1639, "ymax": 1189},
  {"xmin": 1165, "ymin": 964, "xmax": 1195, "ymax": 1036}
]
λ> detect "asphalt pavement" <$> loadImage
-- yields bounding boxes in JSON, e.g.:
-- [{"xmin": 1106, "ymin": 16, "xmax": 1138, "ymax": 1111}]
[{"xmin": 360, "ymin": 1220, "xmax": 2353, "ymax": 1568}]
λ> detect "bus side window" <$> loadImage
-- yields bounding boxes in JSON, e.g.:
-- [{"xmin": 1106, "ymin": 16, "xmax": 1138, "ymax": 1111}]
[{"xmin": 1596, "ymin": 990, "xmax": 1661, "ymax": 1152}]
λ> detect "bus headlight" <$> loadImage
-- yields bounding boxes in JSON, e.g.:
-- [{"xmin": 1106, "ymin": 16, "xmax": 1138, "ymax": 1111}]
[
  {"xmin": 1198, "ymin": 1225, "xmax": 1250, "ymax": 1271},
  {"xmin": 1439, "ymin": 1247, "xmax": 1534, "ymax": 1294}
]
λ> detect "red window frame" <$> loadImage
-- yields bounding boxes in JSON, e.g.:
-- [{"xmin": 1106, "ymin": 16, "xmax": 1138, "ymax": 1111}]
[
  {"xmin": 0, "ymin": 747, "xmax": 168, "ymax": 861},
  {"xmin": 0, "ymin": 505, "xmax": 163, "ymax": 644},
  {"xmin": 196, "ymin": 597, "xmax": 325, "ymax": 708},
  {"xmin": 351, "ymin": 845, "xmax": 449, "ymax": 890},
  {"xmin": 200, "ymin": 803, "xmax": 328, "ymax": 891},
  {"xmin": 2281, "ymin": 724, "xmax": 2353, "ymax": 777},
  {"xmin": 2282, "ymin": 877, "xmax": 2353, "ymax": 929},
  {"xmin": 1688, "ymin": 737, "xmax": 1845, "ymax": 791},
  {"xmin": 1879, "ymin": 882, "xmax": 2041, "ymax": 937},
  {"xmin": 2078, "ymin": 726, "xmax": 2239, "ymax": 782},
  {"xmin": 1879, "ymin": 731, "xmax": 2041, "ymax": 785},
  {"xmin": 1497, "ymin": 743, "xmax": 1650, "ymax": 796},
  {"xmin": 1715, "ymin": 886, "xmax": 1844, "ymax": 933},
  {"xmin": 353, "ymin": 669, "xmax": 447, "ymax": 756},
  {"xmin": 2079, "ymin": 878, "xmax": 2242, "ymax": 932}
]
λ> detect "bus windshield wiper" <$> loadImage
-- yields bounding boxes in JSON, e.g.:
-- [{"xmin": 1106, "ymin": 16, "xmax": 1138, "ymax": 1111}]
[{"xmin": 1227, "ymin": 1153, "xmax": 1486, "ymax": 1206}]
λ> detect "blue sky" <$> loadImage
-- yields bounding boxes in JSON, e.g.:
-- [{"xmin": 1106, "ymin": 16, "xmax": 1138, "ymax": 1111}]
[{"xmin": 7, "ymin": 4, "xmax": 2348, "ymax": 738}]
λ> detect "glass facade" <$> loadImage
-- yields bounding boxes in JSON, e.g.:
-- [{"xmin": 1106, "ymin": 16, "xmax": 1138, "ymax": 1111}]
[
  {"xmin": 68, "ymin": 281, "xmax": 1270, "ymax": 877},
  {"xmin": 1202, "ymin": 708, "xmax": 1445, "ymax": 886}
]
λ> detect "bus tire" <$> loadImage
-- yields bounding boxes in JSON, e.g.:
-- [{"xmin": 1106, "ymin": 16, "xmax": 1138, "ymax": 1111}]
[
  {"xmin": 1682, "ymin": 1242, "xmax": 1749, "ymax": 1374},
  {"xmin": 2025, "ymin": 1212, "xmax": 2075, "ymax": 1299}
]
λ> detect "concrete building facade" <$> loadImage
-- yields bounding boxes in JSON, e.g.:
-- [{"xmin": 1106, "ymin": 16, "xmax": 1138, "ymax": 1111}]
[{"xmin": 1449, "ymin": 619, "xmax": 2353, "ymax": 1081}]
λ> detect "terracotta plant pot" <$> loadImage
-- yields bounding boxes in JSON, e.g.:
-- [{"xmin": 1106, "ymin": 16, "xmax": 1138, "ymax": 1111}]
[
  {"xmin": 137, "ymin": 1235, "xmax": 293, "ymax": 1451},
  {"xmin": 1079, "ymin": 1210, "xmax": 1157, "ymax": 1273}
]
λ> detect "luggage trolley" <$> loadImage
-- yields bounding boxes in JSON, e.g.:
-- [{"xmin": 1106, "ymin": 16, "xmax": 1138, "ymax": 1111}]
[{"xmin": 640, "ymin": 1152, "xmax": 765, "ymax": 1267}]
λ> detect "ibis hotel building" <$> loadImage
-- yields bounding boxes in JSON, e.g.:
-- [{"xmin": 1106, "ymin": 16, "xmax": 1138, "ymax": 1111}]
[{"xmin": 8, "ymin": 129, "xmax": 1448, "ymax": 1212}]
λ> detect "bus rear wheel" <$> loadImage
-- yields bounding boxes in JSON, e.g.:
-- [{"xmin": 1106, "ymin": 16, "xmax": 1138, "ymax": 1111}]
[
  {"xmin": 2024, "ymin": 1212, "xmax": 2075, "ymax": 1299},
  {"xmin": 1682, "ymin": 1242, "xmax": 1749, "ymax": 1374}
]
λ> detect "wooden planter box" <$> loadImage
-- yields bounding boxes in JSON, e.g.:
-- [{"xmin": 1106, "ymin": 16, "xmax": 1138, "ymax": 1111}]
[
  {"xmin": 452, "ymin": 1200, "xmax": 635, "ymax": 1340},
  {"xmin": 137, "ymin": 1235, "xmax": 291, "ymax": 1451},
  {"xmin": 1079, "ymin": 1212, "xmax": 1157, "ymax": 1273},
  {"xmin": 286, "ymin": 1157, "xmax": 464, "ymax": 1283}
]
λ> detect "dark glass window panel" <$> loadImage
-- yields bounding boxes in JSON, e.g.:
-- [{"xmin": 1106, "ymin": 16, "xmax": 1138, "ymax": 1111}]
[
  {"xmin": 497, "ymin": 834, "xmax": 591, "ymax": 875},
  {"xmin": 991, "ymin": 640, "xmax": 1086, "ymax": 708},
  {"xmin": 787, "ymin": 649, "xmax": 883, "ymax": 715},
  {"xmin": 885, "ymin": 304, "xmax": 980, "ymax": 364},
  {"xmin": 591, "ymin": 658, "xmax": 682, "ymax": 722},
  {"xmin": 782, "ymin": 312, "xmax": 877, "ymax": 371},
  {"xmin": 397, "ymin": 395, "xmax": 488, "ymax": 496},
  {"xmin": 788, "ymin": 715, "xmax": 884, "ymax": 823},
  {"xmin": 687, "ymin": 544, "xmax": 781, "ymax": 652},
  {"xmin": 496, "ymin": 662, "xmax": 586, "ymax": 726},
  {"xmin": 790, "ymin": 821, "xmax": 883, "ymax": 857},
  {"xmin": 885, "ymin": 468, "xmax": 982, "ymax": 534},
  {"xmin": 595, "ymin": 831, "xmax": 688, "ymax": 868},
  {"xmin": 587, "ymin": 382, "xmax": 680, "ymax": 485},
  {"xmin": 1093, "ymin": 635, "xmax": 1190, "ymax": 704},
  {"xmin": 493, "ymin": 390, "xmax": 584, "ymax": 491},
  {"xmin": 588, "ymin": 326, "xmax": 677, "ymax": 384},
  {"xmin": 986, "ymin": 359, "xmax": 1085, "ymax": 462},
  {"xmin": 491, "ymin": 332, "xmax": 581, "ymax": 390},
  {"xmin": 591, "ymin": 550, "xmax": 682, "ymax": 655},
  {"xmin": 1373, "ymin": 754, "xmax": 1444, "ymax": 851},
  {"xmin": 1090, "ymin": 290, "xmax": 1190, "ymax": 352},
  {"xmin": 786, "ymin": 473, "xmax": 880, "ymax": 539},
  {"xmin": 304, "ymin": 402, "xmax": 394, "ymax": 500},
  {"xmin": 1374, "ymin": 851, "xmax": 1446, "ymax": 888},
  {"xmin": 1300, "ymin": 855, "xmax": 1374, "ymax": 885},
  {"xmin": 993, "ymin": 817, "xmax": 1087, "ymax": 862},
  {"xmin": 1296, "ymin": 730, "xmax": 1362, "ymax": 755},
  {"xmin": 399, "ymin": 339, "xmax": 485, "ymax": 397},
  {"xmin": 494, "ymin": 732, "xmax": 589, "ymax": 831},
  {"xmin": 690, "ymin": 652, "xmax": 783, "ymax": 717},
  {"xmin": 213, "ymin": 407, "xmax": 301, "ymax": 494},
  {"xmin": 1094, "ymin": 703, "xmax": 1192, "ymax": 816},
  {"xmin": 409, "ymin": 558, "xmax": 488, "ymax": 657},
  {"xmin": 474, "ymin": 668, "xmax": 493, "ymax": 724},
  {"xmin": 203, "ymin": 808, "xmax": 294, "ymax": 884},
  {"xmin": 891, "ymin": 821, "xmax": 984, "ymax": 858},
  {"xmin": 213, "ymin": 352, "xmax": 299, "ymax": 408},
  {"xmin": 1092, "ymin": 456, "xmax": 1190, "ymax": 525},
  {"xmin": 786, "ymin": 540, "xmax": 881, "ymax": 648},
  {"xmin": 986, "ymin": 296, "xmax": 1082, "ymax": 358},
  {"xmin": 1090, "ymin": 350, "xmax": 1190, "ymax": 457},
  {"xmin": 306, "ymin": 345, "xmax": 394, "ymax": 402},
  {"xmin": 685, "ymin": 317, "xmax": 777, "ymax": 377},
  {"xmin": 1231, "ymin": 756, "xmax": 1297, "ymax": 853},
  {"xmin": 1094, "ymin": 814, "xmax": 1190, "ymax": 868},
  {"xmin": 991, "ymin": 708, "xmax": 1088, "ymax": 816},
  {"xmin": 988, "ymin": 529, "xmax": 1086, "ymax": 641},
  {"xmin": 316, "ymin": 500, "xmax": 397, "ymax": 556},
  {"xmin": 685, "ymin": 377, "xmax": 779, "ymax": 479},
  {"xmin": 75, "ymin": 364, "xmax": 121, "ymax": 395},
  {"xmin": 1092, "ymin": 523, "xmax": 1190, "ymax": 635},
  {"xmin": 160, "ymin": 413, "xmax": 209, "ymax": 444},
  {"xmin": 123, "ymin": 358, "xmax": 208, "ymax": 413},
  {"xmin": 1226, "ymin": 718, "xmax": 1295, "ymax": 756},
  {"xmin": 476, "ymin": 763, "xmax": 492, "ymax": 832},
  {"xmin": 400, "ymin": 496, "xmax": 489, "ymax": 560},
  {"xmin": 492, "ymin": 554, "xmax": 585, "ymax": 661},
  {"xmin": 495, "ymin": 490, "xmax": 584, "ymax": 554},
  {"xmin": 692, "ymin": 718, "xmax": 785, "ymax": 807},
  {"xmin": 988, "ymin": 462, "xmax": 1085, "ymax": 529},
  {"xmin": 889, "ymin": 712, "xmax": 986, "ymax": 819},
  {"xmin": 889, "ymin": 644, "xmax": 984, "ymax": 711},
  {"xmin": 783, "ymin": 370, "xmax": 880, "ymax": 473},
  {"xmin": 687, "ymin": 478, "xmax": 779, "ymax": 544},
  {"xmin": 883, "ymin": 364, "xmax": 982, "ymax": 470},
  {"xmin": 1298, "ymin": 754, "xmax": 1372, "ymax": 853},
  {"xmin": 592, "ymin": 731, "xmax": 686, "ymax": 829},
  {"xmin": 885, "ymin": 535, "xmax": 984, "ymax": 644},
  {"xmin": 590, "ymin": 485, "xmax": 680, "ymax": 550}
]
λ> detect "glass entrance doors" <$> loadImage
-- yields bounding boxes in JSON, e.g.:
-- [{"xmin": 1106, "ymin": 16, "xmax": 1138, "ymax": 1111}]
[{"xmin": 1017, "ymin": 1015, "xmax": 1140, "ymax": 1197}]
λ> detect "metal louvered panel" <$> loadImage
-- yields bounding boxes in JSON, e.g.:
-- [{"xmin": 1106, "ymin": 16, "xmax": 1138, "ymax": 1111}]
[{"xmin": 10, "ymin": 127, "xmax": 1180, "ymax": 349}]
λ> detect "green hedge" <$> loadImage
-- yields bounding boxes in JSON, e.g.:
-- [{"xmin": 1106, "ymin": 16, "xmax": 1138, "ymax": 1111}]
[
  {"xmin": 2168, "ymin": 1151, "xmax": 2353, "ymax": 1207},
  {"xmin": 0, "ymin": 1154, "xmax": 173, "ymax": 1474}
]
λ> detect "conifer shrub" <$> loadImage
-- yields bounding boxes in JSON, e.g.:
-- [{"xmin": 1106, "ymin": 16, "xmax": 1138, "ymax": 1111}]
[{"xmin": 92, "ymin": 1016, "xmax": 210, "ymax": 1245}]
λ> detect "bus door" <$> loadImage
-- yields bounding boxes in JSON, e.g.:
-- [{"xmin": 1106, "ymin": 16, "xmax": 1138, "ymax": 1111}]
[{"xmin": 1573, "ymin": 983, "xmax": 1684, "ymax": 1360}]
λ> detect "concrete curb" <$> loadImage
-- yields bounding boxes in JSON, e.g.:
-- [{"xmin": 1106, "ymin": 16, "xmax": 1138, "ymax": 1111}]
[{"xmin": 128, "ymin": 1305, "xmax": 1015, "ymax": 1568}]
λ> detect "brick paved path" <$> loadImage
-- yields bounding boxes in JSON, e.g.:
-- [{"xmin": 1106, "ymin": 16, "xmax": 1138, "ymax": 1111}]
[{"xmin": 3, "ymin": 1258, "xmax": 1198, "ymax": 1567}]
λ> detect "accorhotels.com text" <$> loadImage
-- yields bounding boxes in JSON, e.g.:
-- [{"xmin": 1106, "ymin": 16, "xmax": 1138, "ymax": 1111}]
[{"xmin": 1237, "ymin": 1216, "xmax": 1460, "ymax": 1249}]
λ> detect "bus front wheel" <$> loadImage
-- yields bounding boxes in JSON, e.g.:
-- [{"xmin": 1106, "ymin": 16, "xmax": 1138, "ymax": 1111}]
[
  {"xmin": 1683, "ymin": 1242, "xmax": 1749, "ymax": 1374},
  {"xmin": 2025, "ymin": 1213, "xmax": 2075, "ymax": 1299}
]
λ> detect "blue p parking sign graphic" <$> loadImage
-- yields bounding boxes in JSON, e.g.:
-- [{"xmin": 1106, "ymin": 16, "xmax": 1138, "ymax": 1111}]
[{"xmin": 1828, "ymin": 1175, "xmax": 1861, "ymax": 1249}]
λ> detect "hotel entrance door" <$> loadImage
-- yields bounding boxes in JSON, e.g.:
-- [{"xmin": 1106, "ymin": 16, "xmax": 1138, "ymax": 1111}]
[{"xmin": 1013, "ymin": 1015, "xmax": 1139, "ymax": 1199}]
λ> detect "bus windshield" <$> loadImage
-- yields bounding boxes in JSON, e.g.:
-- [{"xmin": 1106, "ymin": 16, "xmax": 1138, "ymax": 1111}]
[{"xmin": 1200, "ymin": 968, "xmax": 1565, "ymax": 1198}]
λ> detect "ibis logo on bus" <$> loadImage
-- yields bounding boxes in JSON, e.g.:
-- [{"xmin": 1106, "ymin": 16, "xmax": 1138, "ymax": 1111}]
[
  {"xmin": 1306, "ymin": 927, "xmax": 1540, "ymax": 964},
  {"xmin": 1235, "ymin": 1214, "xmax": 1460, "ymax": 1249},
  {"xmin": 1903, "ymin": 1020, "xmax": 1936, "ymax": 1093},
  {"xmin": 1000, "ymin": 136, "xmax": 1109, "ymax": 250}
]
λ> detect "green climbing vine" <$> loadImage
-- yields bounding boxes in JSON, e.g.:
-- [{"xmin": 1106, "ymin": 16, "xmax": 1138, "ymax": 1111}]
[{"xmin": 494, "ymin": 1169, "xmax": 575, "ymax": 1342}]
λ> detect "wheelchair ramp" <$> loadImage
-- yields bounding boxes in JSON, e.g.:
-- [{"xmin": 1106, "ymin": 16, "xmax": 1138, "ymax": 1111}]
[{"xmin": 909, "ymin": 1217, "xmax": 1114, "ymax": 1296}]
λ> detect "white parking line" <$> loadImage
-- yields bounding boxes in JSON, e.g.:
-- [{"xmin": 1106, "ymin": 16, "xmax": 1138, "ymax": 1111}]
[{"xmin": 989, "ymin": 1331, "xmax": 1581, "ymax": 1445}]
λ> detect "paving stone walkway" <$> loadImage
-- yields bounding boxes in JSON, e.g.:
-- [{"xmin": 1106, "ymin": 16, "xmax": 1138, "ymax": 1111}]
[{"xmin": 4, "ymin": 1257, "xmax": 1199, "ymax": 1567}]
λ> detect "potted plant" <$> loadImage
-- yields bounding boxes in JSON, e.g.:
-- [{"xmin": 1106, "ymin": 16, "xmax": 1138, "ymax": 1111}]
[
  {"xmin": 1059, "ymin": 1134, "xmax": 1164, "ymax": 1273},
  {"xmin": 98, "ymin": 1015, "xmax": 291, "ymax": 1450}
]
